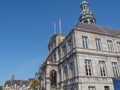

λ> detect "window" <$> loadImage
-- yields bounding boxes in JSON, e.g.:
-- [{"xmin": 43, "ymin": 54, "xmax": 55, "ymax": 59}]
[
  {"xmin": 50, "ymin": 70, "xmax": 57, "ymax": 86},
  {"xmin": 117, "ymin": 42, "xmax": 120, "ymax": 52},
  {"xmin": 90, "ymin": 20, "xmax": 94, "ymax": 24},
  {"xmin": 99, "ymin": 61, "xmax": 106, "ymax": 76},
  {"xmin": 62, "ymin": 44, "xmax": 67, "ymax": 56},
  {"xmin": 53, "ymin": 40, "xmax": 56, "ymax": 49},
  {"xmin": 63, "ymin": 65, "xmax": 68, "ymax": 80},
  {"xmin": 68, "ymin": 38, "xmax": 73, "ymax": 52},
  {"xmin": 50, "ymin": 56, "xmax": 53, "ymax": 63},
  {"xmin": 104, "ymin": 86, "xmax": 110, "ymax": 90},
  {"xmin": 112, "ymin": 62, "xmax": 119, "ymax": 77},
  {"xmin": 58, "ymin": 48, "xmax": 61, "ymax": 59},
  {"xmin": 107, "ymin": 40, "xmax": 113, "ymax": 52},
  {"xmin": 95, "ymin": 38, "xmax": 101, "ymax": 51},
  {"xmin": 85, "ymin": 59, "xmax": 92, "ymax": 76},
  {"xmin": 69, "ymin": 61, "xmax": 75, "ymax": 78},
  {"xmin": 58, "ymin": 67, "xmax": 61, "ymax": 81},
  {"xmin": 84, "ymin": 6, "xmax": 86, "ymax": 9},
  {"xmin": 88, "ymin": 86, "xmax": 96, "ymax": 90},
  {"xmin": 82, "ymin": 36, "xmax": 88, "ymax": 49},
  {"xmin": 53, "ymin": 53, "xmax": 56, "ymax": 62},
  {"xmin": 84, "ymin": 20, "xmax": 88, "ymax": 23}
]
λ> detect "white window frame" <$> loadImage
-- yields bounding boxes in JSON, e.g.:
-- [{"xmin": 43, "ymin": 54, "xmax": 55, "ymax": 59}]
[
  {"xmin": 107, "ymin": 40, "xmax": 113, "ymax": 52},
  {"xmin": 88, "ymin": 86, "xmax": 96, "ymax": 90},
  {"xmin": 85, "ymin": 59, "xmax": 92, "ymax": 76},
  {"xmin": 99, "ymin": 61, "xmax": 106, "ymax": 76},
  {"xmin": 112, "ymin": 62, "xmax": 119, "ymax": 77},
  {"xmin": 82, "ymin": 36, "xmax": 88, "ymax": 49},
  {"xmin": 95, "ymin": 38, "xmax": 101, "ymax": 51},
  {"xmin": 117, "ymin": 42, "xmax": 120, "ymax": 52}
]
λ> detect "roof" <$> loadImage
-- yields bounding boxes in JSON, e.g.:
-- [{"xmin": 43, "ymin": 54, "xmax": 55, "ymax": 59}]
[
  {"xmin": 4, "ymin": 80, "xmax": 28, "ymax": 87},
  {"xmin": 81, "ymin": 0, "xmax": 88, "ymax": 5},
  {"xmin": 74, "ymin": 22, "xmax": 120, "ymax": 36}
]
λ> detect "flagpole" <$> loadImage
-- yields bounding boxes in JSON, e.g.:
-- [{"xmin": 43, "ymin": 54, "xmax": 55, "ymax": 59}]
[
  {"xmin": 58, "ymin": 18, "xmax": 62, "ymax": 34},
  {"xmin": 53, "ymin": 22, "xmax": 56, "ymax": 34}
]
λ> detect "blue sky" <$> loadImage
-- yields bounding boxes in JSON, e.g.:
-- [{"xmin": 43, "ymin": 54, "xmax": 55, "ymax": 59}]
[{"xmin": 0, "ymin": 0, "xmax": 120, "ymax": 85}]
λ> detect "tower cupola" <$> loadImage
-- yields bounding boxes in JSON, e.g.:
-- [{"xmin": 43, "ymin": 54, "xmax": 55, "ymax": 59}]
[{"xmin": 79, "ymin": 0, "xmax": 96, "ymax": 24}]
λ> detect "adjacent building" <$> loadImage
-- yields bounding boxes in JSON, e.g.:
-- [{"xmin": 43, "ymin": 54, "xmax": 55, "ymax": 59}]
[
  {"xmin": 4, "ymin": 75, "xmax": 35, "ymax": 90},
  {"xmin": 39, "ymin": 0, "xmax": 120, "ymax": 90}
]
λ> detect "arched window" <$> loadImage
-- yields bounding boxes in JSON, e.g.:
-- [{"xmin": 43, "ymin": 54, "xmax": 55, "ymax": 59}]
[
  {"xmin": 90, "ymin": 20, "xmax": 94, "ymax": 24},
  {"xmin": 84, "ymin": 6, "xmax": 86, "ymax": 9},
  {"xmin": 50, "ymin": 70, "xmax": 57, "ymax": 86}
]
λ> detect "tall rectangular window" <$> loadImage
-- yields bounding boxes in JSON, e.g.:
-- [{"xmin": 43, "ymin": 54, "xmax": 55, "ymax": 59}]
[
  {"xmin": 69, "ymin": 61, "xmax": 75, "ymax": 78},
  {"xmin": 62, "ymin": 44, "xmax": 67, "ymax": 56},
  {"xmin": 95, "ymin": 38, "xmax": 101, "ymax": 50},
  {"xmin": 99, "ymin": 61, "xmax": 106, "ymax": 76},
  {"xmin": 68, "ymin": 38, "xmax": 73, "ymax": 52},
  {"xmin": 63, "ymin": 65, "xmax": 68, "ymax": 80},
  {"xmin": 88, "ymin": 86, "xmax": 96, "ymax": 90},
  {"xmin": 53, "ymin": 53, "xmax": 56, "ymax": 62},
  {"xmin": 58, "ymin": 67, "xmax": 61, "ymax": 82},
  {"xmin": 112, "ymin": 62, "xmax": 119, "ymax": 77},
  {"xmin": 117, "ymin": 42, "xmax": 120, "ymax": 52},
  {"xmin": 104, "ymin": 86, "xmax": 110, "ymax": 90},
  {"xmin": 58, "ymin": 48, "xmax": 61, "ymax": 59},
  {"xmin": 107, "ymin": 40, "xmax": 113, "ymax": 52},
  {"xmin": 85, "ymin": 59, "xmax": 92, "ymax": 76},
  {"xmin": 82, "ymin": 36, "xmax": 88, "ymax": 49}
]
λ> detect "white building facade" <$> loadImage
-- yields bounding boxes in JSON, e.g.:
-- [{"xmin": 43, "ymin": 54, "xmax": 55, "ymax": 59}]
[
  {"xmin": 4, "ymin": 76, "xmax": 35, "ymax": 90},
  {"xmin": 39, "ymin": 0, "xmax": 120, "ymax": 90}
]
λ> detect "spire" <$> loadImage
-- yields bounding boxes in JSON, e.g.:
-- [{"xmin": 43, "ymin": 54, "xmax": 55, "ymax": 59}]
[
  {"xmin": 11, "ymin": 74, "xmax": 15, "ymax": 80},
  {"xmin": 79, "ymin": 0, "xmax": 96, "ymax": 24}
]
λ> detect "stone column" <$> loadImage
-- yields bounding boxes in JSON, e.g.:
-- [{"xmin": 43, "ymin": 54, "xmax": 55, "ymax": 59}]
[
  {"xmin": 46, "ymin": 79, "xmax": 50, "ymax": 90},
  {"xmin": 46, "ymin": 77, "xmax": 51, "ymax": 90}
]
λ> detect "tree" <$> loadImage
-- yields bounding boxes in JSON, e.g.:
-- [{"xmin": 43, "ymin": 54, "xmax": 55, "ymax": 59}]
[{"xmin": 0, "ymin": 86, "xmax": 3, "ymax": 90}]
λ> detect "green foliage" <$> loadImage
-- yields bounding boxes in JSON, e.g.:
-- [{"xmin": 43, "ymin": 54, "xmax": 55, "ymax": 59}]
[
  {"xmin": 38, "ymin": 75, "xmax": 43, "ymax": 81},
  {"xmin": 0, "ymin": 86, "xmax": 3, "ymax": 90}
]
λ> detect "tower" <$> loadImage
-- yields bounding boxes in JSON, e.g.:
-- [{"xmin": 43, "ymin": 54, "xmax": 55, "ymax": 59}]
[{"xmin": 79, "ymin": 0, "xmax": 96, "ymax": 24}]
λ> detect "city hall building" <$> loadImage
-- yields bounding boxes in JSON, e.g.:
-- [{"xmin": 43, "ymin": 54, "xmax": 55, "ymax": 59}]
[{"xmin": 39, "ymin": 0, "xmax": 120, "ymax": 90}]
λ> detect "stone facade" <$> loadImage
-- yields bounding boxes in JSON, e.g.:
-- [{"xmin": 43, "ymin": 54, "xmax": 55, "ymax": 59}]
[
  {"xmin": 39, "ymin": 0, "xmax": 120, "ymax": 90},
  {"xmin": 4, "ymin": 76, "xmax": 35, "ymax": 90}
]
